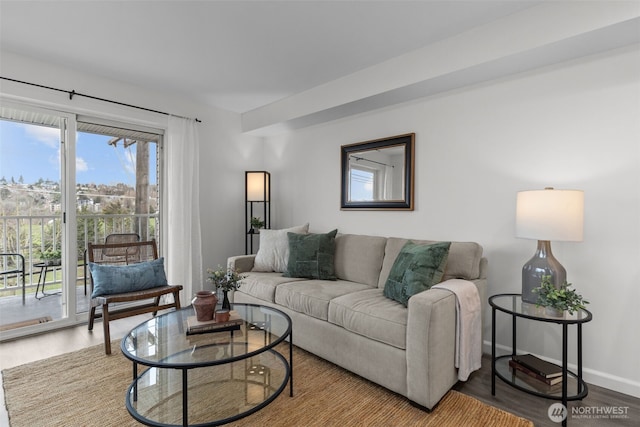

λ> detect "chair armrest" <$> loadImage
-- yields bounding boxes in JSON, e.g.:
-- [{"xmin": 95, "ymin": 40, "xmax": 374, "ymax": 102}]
[
  {"xmin": 227, "ymin": 255, "xmax": 256, "ymax": 273},
  {"xmin": 0, "ymin": 253, "xmax": 25, "ymax": 276}
]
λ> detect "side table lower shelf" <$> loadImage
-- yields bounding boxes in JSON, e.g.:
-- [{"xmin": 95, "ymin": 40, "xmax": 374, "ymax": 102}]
[{"xmin": 495, "ymin": 355, "xmax": 588, "ymax": 401}]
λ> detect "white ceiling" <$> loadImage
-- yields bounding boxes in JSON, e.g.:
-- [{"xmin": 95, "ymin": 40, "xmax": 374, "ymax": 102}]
[{"xmin": 0, "ymin": 0, "xmax": 542, "ymax": 114}]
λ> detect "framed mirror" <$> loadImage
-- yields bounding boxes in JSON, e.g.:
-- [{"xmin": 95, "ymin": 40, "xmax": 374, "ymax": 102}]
[{"xmin": 341, "ymin": 133, "xmax": 415, "ymax": 210}]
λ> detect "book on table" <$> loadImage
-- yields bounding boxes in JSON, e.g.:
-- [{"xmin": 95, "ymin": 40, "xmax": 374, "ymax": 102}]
[
  {"xmin": 187, "ymin": 310, "xmax": 243, "ymax": 335},
  {"xmin": 512, "ymin": 354, "xmax": 563, "ymax": 379},
  {"xmin": 508, "ymin": 359, "xmax": 563, "ymax": 386},
  {"xmin": 509, "ymin": 362, "xmax": 563, "ymax": 393}
]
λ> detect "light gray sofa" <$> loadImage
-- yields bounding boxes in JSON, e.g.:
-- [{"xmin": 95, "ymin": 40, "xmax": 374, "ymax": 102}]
[{"xmin": 228, "ymin": 233, "xmax": 487, "ymax": 410}]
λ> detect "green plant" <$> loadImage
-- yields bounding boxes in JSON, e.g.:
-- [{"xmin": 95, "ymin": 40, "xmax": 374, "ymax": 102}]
[
  {"xmin": 250, "ymin": 216, "xmax": 265, "ymax": 229},
  {"xmin": 532, "ymin": 275, "xmax": 589, "ymax": 315},
  {"xmin": 41, "ymin": 249, "xmax": 62, "ymax": 260},
  {"xmin": 206, "ymin": 265, "xmax": 247, "ymax": 292}
]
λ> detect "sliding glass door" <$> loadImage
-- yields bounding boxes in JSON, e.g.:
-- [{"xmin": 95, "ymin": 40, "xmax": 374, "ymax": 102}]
[
  {"xmin": 0, "ymin": 103, "xmax": 74, "ymax": 335},
  {"xmin": 75, "ymin": 119, "xmax": 162, "ymax": 315},
  {"xmin": 0, "ymin": 101, "xmax": 162, "ymax": 339}
]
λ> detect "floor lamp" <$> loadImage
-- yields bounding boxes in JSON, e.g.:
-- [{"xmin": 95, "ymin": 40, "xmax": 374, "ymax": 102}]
[
  {"xmin": 516, "ymin": 187, "xmax": 584, "ymax": 304},
  {"xmin": 245, "ymin": 171, "xmax": 271, "ymax": 255}
]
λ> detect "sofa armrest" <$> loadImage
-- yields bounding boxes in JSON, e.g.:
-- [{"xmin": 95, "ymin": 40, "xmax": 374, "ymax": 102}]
[
  {"xmin": 227, "ymin": 255, "xmax": 256, "ymax": 274},
  {"xmin": 405, "ymin": 288, "xmax": 457, "ymax": 409}
]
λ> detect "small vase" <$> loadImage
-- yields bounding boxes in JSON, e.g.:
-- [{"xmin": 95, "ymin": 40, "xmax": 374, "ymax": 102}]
[
  {"xmin": 192, "ymin": 291, "xmax": 218, "ymax": 321},
  {"xmin": 221, "ymin": 290, "xmax": 231, "ymax": 311}
]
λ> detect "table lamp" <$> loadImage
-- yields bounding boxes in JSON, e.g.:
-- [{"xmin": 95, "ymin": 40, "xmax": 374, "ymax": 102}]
[{"xmin": 516, "ymin": 187, "xmax": 584, "ymax": 303}]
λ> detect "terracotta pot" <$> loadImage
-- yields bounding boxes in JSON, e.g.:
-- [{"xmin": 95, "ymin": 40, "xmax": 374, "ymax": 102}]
[
  {"xmin": 215, "ymin": 309, "xmax": 230, "ymax": 323},
  {"xmin": 192, "ymin": 291, "xmax": 218, "ymax": 321}
]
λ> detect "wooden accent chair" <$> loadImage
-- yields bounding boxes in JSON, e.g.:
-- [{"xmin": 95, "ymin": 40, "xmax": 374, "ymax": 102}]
[
  {"xmin": 83, "ymin": 233, "xmax": 140, "ymax": 295},
  {"xmin": 87, "ymin": 239, "xmax": 182, "ymax": 354}
]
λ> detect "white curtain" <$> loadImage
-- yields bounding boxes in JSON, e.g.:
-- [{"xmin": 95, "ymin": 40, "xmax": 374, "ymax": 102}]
[
  {"xmin": 382, "ymin": 165, "xmax": 394, "ymax": 200},
  {"xmin": 162, "ymin": 116, "xmax": 202, "ymax": 305}
]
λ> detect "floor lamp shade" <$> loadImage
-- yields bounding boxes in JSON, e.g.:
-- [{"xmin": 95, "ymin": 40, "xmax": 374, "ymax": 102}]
[
  {"xmin": 516, "ymin": 188, "xmax": 584, "ymax": 303},
  {"xmin": 246, "ymin": 171, "xmax": 270, "ymax": 202}
]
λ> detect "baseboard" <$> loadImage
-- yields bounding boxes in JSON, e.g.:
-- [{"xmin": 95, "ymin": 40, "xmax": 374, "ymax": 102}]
[{"xmin": 483, "ymin": 340, "xmax": 640, "ymax": 399}]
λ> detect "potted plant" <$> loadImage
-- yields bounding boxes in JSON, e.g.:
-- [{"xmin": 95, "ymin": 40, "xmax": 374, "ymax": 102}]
[
  {"xmin": 41, "ymin": 249, "xmax": 62, "ymax": 266},
  {"xmin": 206, "ymin": 265, "xmax": 246, "ymax": 310},
  {"xmin": 250, "ymin": 216, "xmax": 265, "ymax": 232},
  {"xmin": 532, "ymin": 275, "xmax": 589, "ymax": 317}
]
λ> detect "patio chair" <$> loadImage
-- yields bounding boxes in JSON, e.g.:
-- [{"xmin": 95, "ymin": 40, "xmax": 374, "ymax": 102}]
[
  {"xmin": 87, "ymin": 239, "xmax": 182, "ymax": 354},
  {"xmin": 102, "ymin": 233, "xmax": 141, "ymax": 262},
  {"xmin": 0, "ymin": 253, "xmax": 26, "ymax": 304}
]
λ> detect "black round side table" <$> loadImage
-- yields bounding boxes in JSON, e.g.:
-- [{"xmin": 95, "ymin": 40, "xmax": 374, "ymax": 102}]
[{"xmin": 489, "ymin": 293, "xmax": 592, "ymax": 426}]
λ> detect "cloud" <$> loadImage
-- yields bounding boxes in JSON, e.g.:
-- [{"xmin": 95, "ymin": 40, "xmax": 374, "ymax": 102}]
[
  {"xmin": 24, "ymin": 125, "xmax": 60, "ymax": 148},
  {"xmin": 76, "ymin": 157, "xmax": 88, "ymax": 172}
]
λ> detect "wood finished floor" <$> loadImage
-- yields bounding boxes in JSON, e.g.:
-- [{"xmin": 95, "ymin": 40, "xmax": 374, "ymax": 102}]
[
  {"xmin": 454, "ymin": 355, "xmax": 639, "ymax": 426},
  {"xmin": 1, "ymin": 318, "xmax": 638, "ymax": 427}
]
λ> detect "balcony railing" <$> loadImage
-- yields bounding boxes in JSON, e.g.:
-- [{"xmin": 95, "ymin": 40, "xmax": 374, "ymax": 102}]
[{"xmin": 0, "ymin": 213, "xmax": 159, "ymax": 296}]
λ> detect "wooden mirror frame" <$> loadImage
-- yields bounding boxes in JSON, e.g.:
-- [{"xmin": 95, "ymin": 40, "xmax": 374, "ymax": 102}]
[{"xmin": 340, "ymin": 133, "xmax": 415, "ymax": 210}]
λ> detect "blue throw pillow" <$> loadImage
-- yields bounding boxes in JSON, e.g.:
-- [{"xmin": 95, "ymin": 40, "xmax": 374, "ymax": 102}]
[{"xmin": 89, "ymin": 257, "xmax": 168, "ymax": 298}]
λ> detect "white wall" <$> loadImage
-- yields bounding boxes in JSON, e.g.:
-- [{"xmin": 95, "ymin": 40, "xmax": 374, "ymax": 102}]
[{"xmin": 263, "ymin": 45, "xmax": 640, "ymax": 397}]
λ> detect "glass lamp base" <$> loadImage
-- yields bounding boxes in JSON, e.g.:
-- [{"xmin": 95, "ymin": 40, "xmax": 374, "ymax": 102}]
[{"xmin": 522, "ymin": 240, "xmax": 566, "ymax": 304}]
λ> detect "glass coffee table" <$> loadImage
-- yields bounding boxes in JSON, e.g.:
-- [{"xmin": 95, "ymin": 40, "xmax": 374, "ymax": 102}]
[{"xmin": 121, "ymin": 303, "xmax": 292, "ymax": 427}]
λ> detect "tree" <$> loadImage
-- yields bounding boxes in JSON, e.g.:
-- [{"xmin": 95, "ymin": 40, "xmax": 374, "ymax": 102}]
[{"xmin": 135, "ymin": 141, "xmax": 150, "ymax": 237}]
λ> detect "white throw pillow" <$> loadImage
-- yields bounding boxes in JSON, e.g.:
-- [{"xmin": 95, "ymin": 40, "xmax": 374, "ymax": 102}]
[{"xmin": 252, "ymin": 223, "xmax": 310, "ymax": 272}]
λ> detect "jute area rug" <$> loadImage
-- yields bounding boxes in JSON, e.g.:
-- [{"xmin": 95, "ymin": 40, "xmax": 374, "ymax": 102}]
[{"xmin": 3, "ymin": 341, "xmax": 533, "ymax": 427}]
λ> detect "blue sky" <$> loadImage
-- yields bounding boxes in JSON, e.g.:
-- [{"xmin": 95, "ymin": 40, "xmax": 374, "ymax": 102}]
[{"xmin": 0, "ymin": 120, "xmax": 156, "ymax": 185}]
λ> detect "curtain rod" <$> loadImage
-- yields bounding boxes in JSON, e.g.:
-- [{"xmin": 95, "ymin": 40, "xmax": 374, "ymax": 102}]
[
  {"xmin": 1, "ymin": 76, "xmax": 201, "ymax": 123},
  {"xmin": 350, "ymin": 155, "xmax": 394, "ymax": 168}
]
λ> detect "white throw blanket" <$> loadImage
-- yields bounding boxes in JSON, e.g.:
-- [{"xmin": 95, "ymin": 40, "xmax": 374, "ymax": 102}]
[{"xmin": 432, "ymin": 279, "xmax": 482, "ymax": 381}]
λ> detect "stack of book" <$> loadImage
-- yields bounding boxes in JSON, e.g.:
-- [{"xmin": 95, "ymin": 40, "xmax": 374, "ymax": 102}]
[
  {"xmin": 186, "ymin": 310, "xmax": 243, "ymax": 335},
  {"xmin": 509, "ymin": 354, "xmax": 563, "ymax": 390}
]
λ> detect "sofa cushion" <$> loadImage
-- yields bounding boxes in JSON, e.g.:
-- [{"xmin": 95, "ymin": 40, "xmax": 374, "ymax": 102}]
[
  {"xmin": 283, "ymin": 229, "xmax": 338, "ymax": 280},
  {"xmin": 329, "ymin": 288, "xmax": 408, "ymax": 350},
  {"xmin": 252, "ymin": 223, "xmax": 309, "ymax": 272},
  {"xmin": 378, "ymin": 238, "xmax": 483, "ymax": 287},
  {"xmin": 334, "ymin": 234, "xmax": 387, "ymax": 288},
  {"xmin": 238, "ymin": 272, "xmax": 306, "ymax": 303},
  {"xmin": 383, "ymin": 241, "xmax": 451, "ymax": 306},
  {"xmin": 275, "ymin": 279, "xmax": 370, "ymax": 321}
]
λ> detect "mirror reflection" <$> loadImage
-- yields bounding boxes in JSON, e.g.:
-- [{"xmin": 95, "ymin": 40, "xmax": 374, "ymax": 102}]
[{"xmin": 348, "ymin": 145, "xmax": 405, "ymax": 202}]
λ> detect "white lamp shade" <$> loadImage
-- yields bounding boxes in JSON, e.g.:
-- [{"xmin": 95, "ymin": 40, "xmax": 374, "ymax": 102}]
[
  {"xmin": 516, "ymin": 189, "xmax": 584, "ymax": 241},
  {"xmin": 246, "ymin": 172, "xmax": 270, "ymax": 202}
]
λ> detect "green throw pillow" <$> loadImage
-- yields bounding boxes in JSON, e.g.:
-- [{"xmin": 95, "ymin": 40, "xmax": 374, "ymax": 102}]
[
  {"xmin": 383, "ymin": 241, "xmax": 451, "ymax": 306},
  {"xmin": 283, "ymin": 229, "xmax": 338, "ymax": 280}
]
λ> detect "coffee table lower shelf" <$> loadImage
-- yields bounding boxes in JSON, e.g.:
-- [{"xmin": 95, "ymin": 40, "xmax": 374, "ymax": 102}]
[{"xmin": 126, "ymin": 346, "xmax": 290, "ymax": 427}]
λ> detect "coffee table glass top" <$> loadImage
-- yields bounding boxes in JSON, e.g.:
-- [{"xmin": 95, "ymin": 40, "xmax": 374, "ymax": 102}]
[
  {"xmin": 122, "ymin": 303, "xmax": 291, "ymax": 367},
  {"xmin": 120, "ymin": 303, "xmax": 293, "ymax": 426}
]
